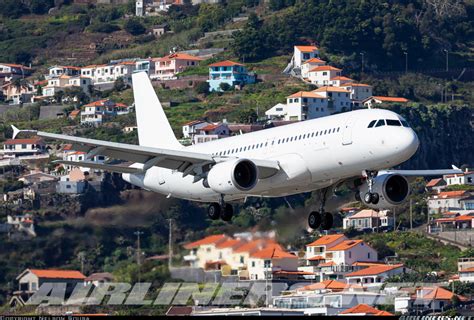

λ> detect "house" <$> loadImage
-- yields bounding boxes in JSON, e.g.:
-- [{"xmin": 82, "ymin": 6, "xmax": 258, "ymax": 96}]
[
  {"xmin": 432, "ymin": 213, "xmax": 474, "ymax": 230},
  {"xmin": 305, "ymin": 234, "xmax": 347, "ymax": 262},
  {"xmin": 363, "ymin": 96, "xmax": 409, "ymax": 108},
  {"xmin": 81, "ymin": 61, "xmax": 136, "ymax": 86},
  {"xmin": 42, "ymin": 75, "xmax": 91, "ymax": 97},
  {"xmin": 182, "ymin": 120, "xmax": 210, "ymax": 139},
  {"xmin": 152, "ymin": 53, "xmax": 203, "ymax": 80},
  {"xmin": 85, "ymin": 272, "xmax": 114, "ymax": 287},
  {"xmin": 69, "ymin": 109, "xmax": 81, "ymax": 120},
  {"xmin": 273, "ymin": 290, "xmax": 387, "ymax": 316},
  {"xmin": 227, "ymin": 123, "xmax": 265, "ymax": 135},
  {"xmin": 313, "ymin": 86, "xmax": 352, "ymax": 112},
  {"xmin": 345, "ymin": 264, "xmax": 410, "ymax": 286},
  {"xmin": 343, "ymin": 209, "xmax": 393, "ymax": 231},
  {"xmin": 293, "ymin": 45, "xmax": 320, "ymax": 70},
  {"xmin": 19, "ymin": 171, "xmax": 57, "ymax": 185},
  {"xmin": 183, "ymin": 234, "xmax": 228, "ymax": 269},
  {"xmin": 329, "ymin": 76, "xmax": 353, "ymax": 87},
  {"xmin": 0, "ymin": 63, "xmax": 32, "ymax": 82},
  {"xmin": 395, "ymin": 286, "xmax": 467, "ymax": 314},
  {"xmin": 247, "ymin": 247, "xmax": 298, "ymax": 280},
  {"xmin": 296, "ymin": 279, "xmax": 360, "ymax": 293},
  {"xmin": 339, "ymin": 304, "xmax": 393, "ymax": 316},
  {"xmin": 11, "ymin": 269, "xmax": 86, "ymax": 307},
  {"xmin": 301, "ymin": 58, "xmax": 326, "ymax": 79},
  {"xmin": 80, "ymin": 99, "xmax": 130, "ymax": 126},
  {"xmin": 1, "ymin": 81, "xmax": 35, "ymax": 104},
  {"xmin": 47, "ymin": 65, "xmax": 81, "ymax": 79},
  {"xmin": 6, "ymin": 214, "xmax": 36, "ymax": 237},
  {"xmin": 426, "ymin": 178, "xmax": 447, "ymax": 194},
  {"xmin": 339, "ymin": 83, "xmax": 373, "ymax": 108},
  {"xmin": 63, "ymin": 151, "xmax": 106, "ymax": 173},
  {"xmin": 151, "ymin": 23, "xmax": 170, "ymax": 37},
  {"xmin": 207, "ymin": 60, "xmax": 255, "ymax": 92},
  {"xmin": 193, "ymin": 123, "xmax": 229, "ymax": 144},
  {"xmin": 307, "ymin": 66, "xmax": 342, "ymax": 86},
  {"xmin": 265, "ymin": 103, "xmax": 288, "ymax": 120},
  {"xmin": 324, "ymin": 240, "xmax": 378, "ymax": 266},
  {"xmin": 1, "ymin": 137, "xmax": 46, "ymax": 158},
  {"xmin": 286, "ymin": 91, "xmax": 329, "ymax": 120},
  {"xmin": 459, "ymin": 267, "xmax": 474, "ymax": 283},
  {"xmin": 427, "ymin": 190, "xmax": 471, "ymax": 214},
  {"xmin": 444, "ymin": 169, "xmax": 474, "ymax": 186}
]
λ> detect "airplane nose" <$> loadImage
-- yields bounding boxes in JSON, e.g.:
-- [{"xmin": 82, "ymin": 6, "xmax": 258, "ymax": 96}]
[{"xmin": 401, "ymin": 129, "xmax": 419, "ymax": 155}]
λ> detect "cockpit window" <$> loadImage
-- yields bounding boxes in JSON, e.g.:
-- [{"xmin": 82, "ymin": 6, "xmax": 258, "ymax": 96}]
[
  {"xmin": 375, "ymin": 119, "xmax": 385, "ymax": 127},
  {"xmin": 400, "ymin": 120, "xmax": 409, "ymax": 127},
  {"xmin": 386, "ymin": 119, "xmax": 402, "ymax": 126},
  {"xmin": 367, "ymin": 120, "xmax": 377, "ymax": 128}
]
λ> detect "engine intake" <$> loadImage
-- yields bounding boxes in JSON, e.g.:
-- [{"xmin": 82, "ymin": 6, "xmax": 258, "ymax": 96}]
[
  {"xmin": 206, "ymin": 159, "xmax": 258, "ymax": 194},
  {"xmin": 359, "ymin": 173, "xmax": 410, "ymax": 209}
]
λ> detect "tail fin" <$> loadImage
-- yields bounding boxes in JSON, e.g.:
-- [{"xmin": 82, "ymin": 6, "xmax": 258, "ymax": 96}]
[{"xmin": 132, "ymin": 72, "xmax": 182, "ymax": 149}]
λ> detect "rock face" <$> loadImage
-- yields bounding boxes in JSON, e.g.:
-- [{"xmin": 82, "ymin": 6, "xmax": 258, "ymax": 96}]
[{"xmin": 390, "ymin": 104, "xmax": 473, "ymax": 170}]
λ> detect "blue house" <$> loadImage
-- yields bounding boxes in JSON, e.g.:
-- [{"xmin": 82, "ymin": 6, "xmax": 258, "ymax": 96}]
[{"xmin": 207, "ymin": 60, "xmax": 255, "ymax": 92}]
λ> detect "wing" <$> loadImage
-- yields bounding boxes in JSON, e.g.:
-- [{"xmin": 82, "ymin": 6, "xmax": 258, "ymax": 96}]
[
  {"xmin": 37, "ymin": 131, "xmax": 280, "ymax": 179},
  {"xmin": 379, "ymin": 165, "xmax": 463, "ymax": 176}
]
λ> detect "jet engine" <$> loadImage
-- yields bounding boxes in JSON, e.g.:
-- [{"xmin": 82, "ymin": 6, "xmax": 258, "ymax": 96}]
[
  {"xmin": 358, "ymin": 173, "xmax": 410, "ymax": 209},
  {"xmin": 205, "ymin": 159, "xmax": 258, "ymax": 194}
]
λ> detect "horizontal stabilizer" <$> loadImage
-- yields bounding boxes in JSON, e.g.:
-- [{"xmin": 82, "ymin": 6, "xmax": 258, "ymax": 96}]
[{"xmin": 55, "ymin": 160, "xmax": 144, "ymax": 174}]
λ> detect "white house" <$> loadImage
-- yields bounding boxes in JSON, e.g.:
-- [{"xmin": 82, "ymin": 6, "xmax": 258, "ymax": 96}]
[
  {"xmin": 459, "ymin": 267, "xmax": 474, "ymax": 283},
  {"xmin": 293, "ymin": 45, "xmax": 320, "ymax": 69},
  {"xmin": 301, "ymin": 58, "xmax": 326, "ymax": 79},
  {"xmin": 282, "ymin": 91, "xmax": 329, "ymax": 120},
  {"xmin": 305, "ymin": 234, "xmax": 347, "ymax": 262},
  {"xmin": 427, "ymin": 190, "xmax": 471, "ymax": 214},
  {"xmin": 395, "ymin": 286, "xmax": 467, "ymax": 314},
  {"xmin": 247, "ymin": 247, "xmax": 298, "ymax": 280},
  {"xmin": 193, "ymin": 123, "xmax": 230, "ymax": 144},
  {"xmin": 182, "ymin": 120, "xmax": 210, "ymax": 139},
  {"xmin": 340, "ymin": 83, "xmax": 373, "ymax": 108},
  {"xmin": 47, "ymin": 66, "xmax": 81, "ymax": 79},
  {"xmin": 329, "ymin": 76, "xmax": 353, "ymax": 87},
  {"xmin": 80, "ymin": 99, "xmax": 129, "ymax": 126},
  {"xmin": 183, "ymin": 234, "xmax": 229, "ymax": 269},
  {"xmin": 343, "ymin": 209, "xmax": 393, "ymax": 231},
  {"xmin": 324, "ymin": 240, "xmax": 378, "ymax": 266},
  {"xmin": 1, "ymin": 137, "xmax": 46, "ymax": 158},
  {"xmin": 42, "ymin": 75, "xmax": 91, "ymax": 97},
  {"xmin": 152, "ymin": 53, "xmax": 203, "ymax": 80},
  {"xmin": 345, "ymin": 264, "xmax": 410, "ymax": 286},
  {"xmin": 307, "ymin": 66, "xmax": 342, "ymax": 86},
  {"xmin": 313, "ymin": 86, "xmax": 352, "ymax": 112},
  {"xmin": 444, "ymin": 169, "xmax": 474, "ymax": 186},
  {"xmin": 265, "ymin": 103, "xmax": 288, "ymax": 120}
]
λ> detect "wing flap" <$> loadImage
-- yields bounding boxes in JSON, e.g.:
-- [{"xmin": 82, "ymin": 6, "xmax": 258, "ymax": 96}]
[
  {"xmin": 380, "ymin": 166, "xmax": 463, "ymax": 177},
  {"xmin": 55, "ymin": 161, "xmax": 144, "ymax": 174}
]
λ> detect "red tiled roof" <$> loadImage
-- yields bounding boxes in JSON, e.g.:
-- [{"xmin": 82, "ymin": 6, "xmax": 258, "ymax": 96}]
[
  {"xmin": 373, "ymin": 96, "xmax": 409, "ymax": 103},
  {"xmin": 295, "ymin": 45, "xmax": 319, "ymax": 52},
  {"xmin": 158, "ymin": 53, "xmax": 203, "ymax": 62},
  {"xmin": 184, "ymin": 120, "xmax": 206, "ymax": 126},
  {"xmin": 200, "ymin": 124, "xmax": 222, "ymax": 131},
  {"xmin": 302, "ymin": 58, "xmax": 325, "ymax": 64},
  {"xmin": 208, "ymin": 60, "xmax": 244, "ymax": 67},
  {"xmin": 460, "ymin": 267, "xmax": 474, "ymax": 273},
  {"xmin": 340, "ymin": 304, "xmax": 394, "ymax": 316},
  {"xmin": 0, "ymin": 63, "xmax": 32, "ymax": 69},
  {"xmin": 309, "ymin": 65, "xmax": 342, "ymax": 72},
  {"xmin": 183, "ymin": 234, "xmax": 227, "ymax": 249},
  {"xmin": 30, "ymin": 269, "xmax": 86, "ymax": 279},
  {"xmin": 4, "ymin": 137, "xmax": 43, "ymax": 145},
  {"xmin": 297, "ymin": 279, "xmax": 358, "ymax": 292},
  {"xmin": 331, "ymin": 76, "xmax": 353, "ymax": 81},
  {"xmin": 250, "ymin": 247, "xmax": 297, "ymax": 259},
  {"xmin": 426, "ymin": 178, "xmax": 444, "ymax": 187},
  {"xmin": 345, "ymin": 264, "xmax": 404, "ymax": 277},
  {"xmin": 308, "ymin": 255, "xmax": 325, "ymax": 261},
  {"xmin": 287, "ymin": 91, "xmax": 326, "ymax": 99},
  {"xmin": 415, "ymin": 286, "xmax": 467, "ymax": 301},
  {"xmin": 215, "ymin": 239, "xmax": 246, "ymax": 249},
  {"xmin": 233, "ymin": 239, "xmax": 281, "ymax": 253},
  {"xmin": 327, "ymin": 240, "xmax": 364, "ymax": 251},
  {"xmin": 318, "ymin": 261, "xmax": 336, "ymax": 267},
  {"xmin": 307, "ymin": 234, "xmax": 346, "ymax": 247},
  {"xmin": 314, "ymin": 86, "xmax": 350, "ymax": 93},
  {"xmin": 434, "ymin": 190, "xmax": 469, "ymax": 199}
]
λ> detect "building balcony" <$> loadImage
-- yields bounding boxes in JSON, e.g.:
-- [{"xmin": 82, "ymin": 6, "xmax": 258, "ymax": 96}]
[{"xmin": 183, "ymin": 254, "xmax": 197, "ymax": 261}]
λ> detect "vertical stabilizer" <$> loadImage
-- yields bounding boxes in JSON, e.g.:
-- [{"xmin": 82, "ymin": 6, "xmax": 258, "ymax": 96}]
[{"xmin": 132, "ymin": 72, "xmax": 182, "ymax": 149}]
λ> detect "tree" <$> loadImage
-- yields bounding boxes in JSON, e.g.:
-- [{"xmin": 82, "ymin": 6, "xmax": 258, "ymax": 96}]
[
  {"xmin": 30, "ymin": 0, "xmax": 55, "ymax": 15},
  {"xmin": 219, "ymin": 82, "xmax": 231, "ymax": 91},
  {"xmin": 195, "ymin": 82, "xmax": 210, "ymax": 95},
  {"xmin": 113, "ymin": 77, "xmax": 127, "ymax": 92},
  {"xmin": 0, "ymin": 0, "xmax": 28, "ymax": 18},
  {"xmin": 124, "ymin": 18, "xmax": 146, "ymax": 36}
]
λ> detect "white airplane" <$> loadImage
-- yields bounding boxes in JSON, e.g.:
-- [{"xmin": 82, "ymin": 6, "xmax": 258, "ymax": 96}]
[{"xmin": 14, "ymin": 72, "xmax": 462, "ymax": 229}]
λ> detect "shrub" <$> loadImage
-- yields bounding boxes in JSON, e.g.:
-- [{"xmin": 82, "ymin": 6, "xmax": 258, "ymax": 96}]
[
  {"xmin": 195, "ymin": 82, "xmax": 210, "ymax": 95},
  {"xmin": 124, "ymin": 18, "xmax": 146, "ymax": 36}
]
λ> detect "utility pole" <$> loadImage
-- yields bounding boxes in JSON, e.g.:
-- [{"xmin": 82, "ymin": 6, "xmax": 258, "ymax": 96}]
[
  {"xmin": 409, "ymin": 199, "xmax": 413, "ymax": 230},
  {"xmin": 360, "ymin": 52, "xmax": 365, "ymax": 74},
  {"xmin": 168, "ymin": 219, "xmax": 173, "ymax": 270},
  {"xmin": 404, "ymin": 52, "xmax": 408, "ymax": 73},
  {"xmin": 134, "ymin": 230, "xmax": 144, "ymax": 285},
  {"xmin": 78, "ymin": 252, "xmax": 85, "ymax": 275},
  {"xmin": 444, "ymin": 49, "xmax": 449, "ymax": 72}
]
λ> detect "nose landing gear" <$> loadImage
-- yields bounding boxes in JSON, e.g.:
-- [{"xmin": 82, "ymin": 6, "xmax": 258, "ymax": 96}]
[
  {"xmin": 308, "ymin": 188, "xmax": 334, "ymax": 230},
  {"xmin": 363, "ymin": 170, "xmax": 380, "ymax": 205}
]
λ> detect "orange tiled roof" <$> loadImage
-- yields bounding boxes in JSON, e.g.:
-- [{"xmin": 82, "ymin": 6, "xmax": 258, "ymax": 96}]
[
  {"xmin": 158, "ymin": 53, "xmax": 203, "ymax": 62},
  {"xmin": 318, "ymin": 261, "xmax": 336, "ymax": 267},
  {"xmin": 345, "ymin": 264, "xmax": 404, "ymax": 277},
  {"xmin": 200, "ymin": 124, "xmax": 222, "ymax": 131},
  {"xmin": 234, "ymin": 239, "xmax": 281, "ymax": 253},
  {"xmin": 4, "ymin": 137, "xmax": 43, "ymax": 145},
  {"xmin": 183, "ymin": 234, "xmax": 227, "ymax": 249},
  {"xmin": 287, "ymin": 91, "xmax": 326, "ymax": 99},
  {"xmin": 308, "ymin": 255, "xmax": 325, "ymax": 261},
  {"xmin": 314, "ymin": 86, "xmax": 350, "ymax": 93},
  {"xmin": 297, "ymin": 279, "xmax": 357, "ymax": 292},
  {"xmin": 309, "ymin": 65, "xmax": 342, "ymax": 72},
  {"xmin": 84, "ymin": 99, "xmax": 110, "ymax": 107},
  {"xmin": 1, "ymin": 63, "xmax": 32, "ymax": 69},
  {"xmin": 295, "ymin": 45, "xmax": 319, "ymax": 52},
  {"xmin": 30, "ymin": 269, "xmax": 86, "ymax": 279},
  {"xmin": 460, "ymin": 267, "xmax": 474, "ymax": 273},
  {"xmin": 215, "ymin": 238, "xmax": 246, "ymax": 249},
  {"xmin": 307, "ymin": 234, "xmax": 346, "ymax": 247},
  {"xmin": 426, "ymin": 178, "xmax": 444, "ymax": 187},
  {"xmin": 373, "ymin": 96, "xmax": 409, "ymax": 103},
  {"xmin": 341, "ymin": 83, "xmax": 371, "ymax": 87},
  {"xmin": 340, "ymin": 304, "xmax": 394, "ymax": 316},
  {"xmin": 415, "ymin": 286, "xmax": 467, "ymax": 301},
  {"xmin": 208, "ymin": 60, "xmax": 244, "ymax": 67},
  {"xmin": 327, "ymin": 239, "xmax": 364, "ymax": 251},
  {"xmin": 302, "ymin": 58, "xmax": 325, "ymax": 64},
  {"xmin": 331, "ymin": 76, "xmax": 353, "ymax": 81},
  {"xmin": 250, "ymin": 247, "xmax": 297, "ymax": 259},
  {"xmin": 435, "ymin": 190, "xmax": 469, "ymax": 199}
]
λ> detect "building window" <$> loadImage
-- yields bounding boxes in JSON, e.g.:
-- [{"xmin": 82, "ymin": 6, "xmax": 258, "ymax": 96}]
[{"xmin": 251, "ymin": 261, "xmax": 255, "ymax": 267}]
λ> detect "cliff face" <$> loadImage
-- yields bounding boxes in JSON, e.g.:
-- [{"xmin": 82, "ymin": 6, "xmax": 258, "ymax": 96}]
[{"xmin": 388, "ymin": 105, "xmax": 474, "ymax": 170}]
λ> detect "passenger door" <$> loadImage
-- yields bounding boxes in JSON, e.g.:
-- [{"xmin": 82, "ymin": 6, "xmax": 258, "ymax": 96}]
[{"xmin": 342, "ymin": 117, "xmax": 355, "ymax": 145}]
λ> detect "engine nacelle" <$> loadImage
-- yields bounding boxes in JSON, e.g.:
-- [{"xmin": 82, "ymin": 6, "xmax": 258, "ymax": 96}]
[
  {"xmin": 205, "ymin": 159, "xmax": 258, "ymax": 194},
  {"xmin": 358, "ymin": 174, "xmax": 410, "ymax": 209}
]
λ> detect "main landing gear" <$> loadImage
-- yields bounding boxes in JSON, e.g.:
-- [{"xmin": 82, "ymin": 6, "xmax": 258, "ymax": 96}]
[
  {"xmin": 207, "ymin": 195, "xmax": 234, "ymax": 222},
  {"xmin": 308, "ymin": 188, "xmax": 334, "ymax": 230},
  {"xmin": 363, "ymin": 170, "xmax": 379, "ymax": 205}
]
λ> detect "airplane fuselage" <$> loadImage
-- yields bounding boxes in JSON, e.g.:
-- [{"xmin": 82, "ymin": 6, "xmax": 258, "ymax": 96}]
[{"xmin": 123, "ymin": 109, "xmax": 419, "ymax": 202}]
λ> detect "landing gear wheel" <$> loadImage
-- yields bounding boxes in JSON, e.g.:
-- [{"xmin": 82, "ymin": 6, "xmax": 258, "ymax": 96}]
[
  {"xmin": 308, "ymin": 211, "xmax": 322, "ymax": 229},
  {"xmin": 221, "ymin": 204, "xmax": 234, "ymax": 222},
  {"xmin": 371, "ymin": 193, "xmax": 380, "ymax": 204},
  {"xmin": 208, "ymin": 203, "xmax": 221, "ymax": 220},
  {"xmin": 364, "ymin": 192, "xmax": 373, "ymax": 204},
  {"xmin": 321, "ymin": 212, "xmax": 334, "ymax": 230}
]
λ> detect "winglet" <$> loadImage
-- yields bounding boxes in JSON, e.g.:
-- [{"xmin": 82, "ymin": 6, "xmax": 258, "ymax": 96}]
[
  {"xmin": 452, "ymin": 165, "xmax": 462, "ymax": 172},
  {"xmin": 11, "ymin": 125, "xmax": 20, "ymax": 139}
]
